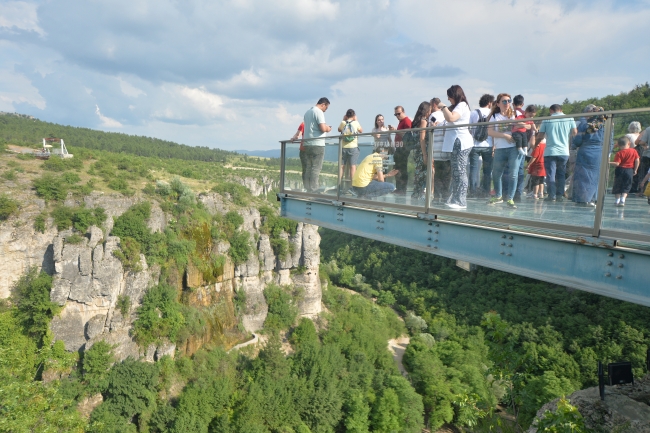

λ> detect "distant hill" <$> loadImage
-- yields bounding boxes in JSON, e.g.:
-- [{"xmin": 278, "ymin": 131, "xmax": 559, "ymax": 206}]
[
  {"xmin": 239, "ymin": 149, "xmax": 281, "ymax": 158},
  {"xmin": 0, "ymin": 113, "xmax": 237, "ymax": 162}
]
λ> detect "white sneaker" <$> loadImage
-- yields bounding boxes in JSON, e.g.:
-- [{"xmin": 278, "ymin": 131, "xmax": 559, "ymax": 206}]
[{"xmin": 446, "ymin": 203, "xmax": 467, "ymax": 209}]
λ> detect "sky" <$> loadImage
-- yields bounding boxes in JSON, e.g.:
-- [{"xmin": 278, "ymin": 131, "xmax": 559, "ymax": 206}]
[{"xmin": 1, "ymin": 0, "xmax": 649, "ymax": 151}]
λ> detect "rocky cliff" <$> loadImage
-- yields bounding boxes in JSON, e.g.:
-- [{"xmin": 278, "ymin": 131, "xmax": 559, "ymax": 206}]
[
  {"xmin": 1, "ymin": 190, "xmax": 321, "ymax": 362},
  {"xmin": 528, "ymin": 374, "xmax": 650, "ymax": 432}
]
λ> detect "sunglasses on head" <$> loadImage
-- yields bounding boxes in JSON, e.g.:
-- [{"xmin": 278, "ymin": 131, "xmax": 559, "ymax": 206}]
[{"xmin": 500, "ymin": 99, "xmax": 512, "ymax": 104}]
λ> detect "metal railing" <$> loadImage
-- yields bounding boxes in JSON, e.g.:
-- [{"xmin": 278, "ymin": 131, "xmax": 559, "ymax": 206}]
[{"xmin": 279, "ymin": 107, "xmax": 650, "ymax": 247}]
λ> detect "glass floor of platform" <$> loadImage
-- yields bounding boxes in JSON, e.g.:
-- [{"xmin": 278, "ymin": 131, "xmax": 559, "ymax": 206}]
[{"xmin": 316, "ymin": 188, "xmax": 650, "ymax": 237}]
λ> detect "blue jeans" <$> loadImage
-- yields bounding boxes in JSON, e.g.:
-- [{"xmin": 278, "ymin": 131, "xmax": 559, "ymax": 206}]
[
  {"xmin": 502, "ymin": 158, "xmax": 525, "ymax": 198},
  {"xmin": 492, "ymin": 147, "xmax": 524, "ymax": 201},
  {"xmin": 544, "ymin": 155, "xmax": 569, "ymax": 199},
  {"xmin": 469, "ymin": 147, "xmax": 493, "ymax": 195},
  {"xmin": 353, "ymin": 180, "xmax": 395, "ymax": 198}
]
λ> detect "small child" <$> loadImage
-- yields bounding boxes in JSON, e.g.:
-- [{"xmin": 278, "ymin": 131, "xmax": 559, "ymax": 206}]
[
  {"xmin": 527, "ymin": 139, "xmax": 546, "ymax": 199},
  {"xmin": 609, "ymin": 136, "xmax": 640, "ymax": 206},
  {"xmin": 511, "ymin": 101, "xmax": 535, "ymax": 153}
]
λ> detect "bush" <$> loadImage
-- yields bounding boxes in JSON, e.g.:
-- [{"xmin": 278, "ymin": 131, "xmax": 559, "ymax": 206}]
[
  {"xmin": 83, "ymin": 341, "xmax": 115, "ymax": 394},
  {"xmin": 33, "ymin": 173, "xmax": 68, "ymax": 201},
  {"xmin": 113, "ymin": 237, "xmax": 142, "ymax": 272},
  {"xmin": 42, "ymin": 156, "xmax": 83, "ymax": 172},
  {"xmin": 133, "ymin": 285, "xmax": 185, "ymax": 346},
  {"xmin": 62, "ymin": 172, "xmax": 81, "ymax": 184},
  {"xmin": 0, "ymin": 193, "xmax": 19, "ymax": 220},
  {"xmin": 263, "ymin": 284, "xmax": 298, "ymax": 332},
  {"xmin": 108, "ymin": 178, "xmax": 134, "ymax": 196},
  {"xmin": 34, "ymin": 212, "xmax": 47, "ymax": 233},
  {"xmin": 66, "ymin": 234, "xmax": 84, "ymax": 244},
  {"xmin": 11, "ymin": 267, "xmax": 59, "ymax": 344},
  {"xmin": 51, "ymin": 206, "xmax": 107, "ymax": 232},
  {"xmin": 111, "ymin": 202, "xmax": 151, "ymax": 246},
  {"xmin": 224, "ymin": 210, "xmax": 243, "ymax": 228},
  {"xmin": 117, "ymin": 295, "xmax": 131, "ymax": 317},
  {"xmin": 212, "ymin": 182, "xmax": 251, "ymax": 206},
  {"xmin": 228, "ymin": 230, "xmax": 252, "ymax": 265},
  {"xmin": 534, "ymin": 397, "xmax": 586, "ymax": 433}
]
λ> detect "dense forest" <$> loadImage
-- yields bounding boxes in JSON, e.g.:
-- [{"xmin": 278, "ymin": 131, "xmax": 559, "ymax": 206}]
[{"xmin": 320, "ymin": 229, "xmax": 649, "ymax": 430}]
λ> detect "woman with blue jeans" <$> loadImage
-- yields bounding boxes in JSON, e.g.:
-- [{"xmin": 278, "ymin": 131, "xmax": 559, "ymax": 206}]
[{"xmin": 487, "ymin": 93, "xmax": 523, "ymax": 209}]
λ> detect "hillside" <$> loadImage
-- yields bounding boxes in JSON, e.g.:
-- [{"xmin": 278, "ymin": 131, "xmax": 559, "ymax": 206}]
[{"xmin": 0, "ymin": 112, "xmax": 237, "ymax": 162}]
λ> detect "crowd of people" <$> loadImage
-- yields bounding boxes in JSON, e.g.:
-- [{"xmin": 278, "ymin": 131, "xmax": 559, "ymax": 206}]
[{"xmin": 291, "ymin": 87, "xmax": 650, "ymax": 209}]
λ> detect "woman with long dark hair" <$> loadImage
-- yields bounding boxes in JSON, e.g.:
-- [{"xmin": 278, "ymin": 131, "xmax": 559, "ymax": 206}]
[
  {"xmin": 438, "ymin": 85, "xmax": 473, "ymax": 209},
  {"xmin": 411, "ymin": 101, "xmax": 432, "ymax": 201},
  {"xmin": 487, "ymin": 93, "xmax": 520, "ymax": 208}
]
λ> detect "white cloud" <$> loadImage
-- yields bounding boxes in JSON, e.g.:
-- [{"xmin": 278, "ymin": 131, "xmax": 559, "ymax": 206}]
[
  {"xmin": 275, "ymin": 105, "xmax": 303, "ymax": 125},
  {"xmin": 0, "ymin": 69, "xmax": 46, "ymax": 111},
  {"xmin": 0, "ymin": 1, "xmax": 45, "ymax": 36},
  {"xmin": 95, "ymin": 105, "xmax": 122, "ymax": 128},
  {"xmin": 0, "ymin": 0, "xmax": 648, "ymax": 151},
  {"xmin": 118, "ymin": 77, "xmax": 146, "ymax": 98}
]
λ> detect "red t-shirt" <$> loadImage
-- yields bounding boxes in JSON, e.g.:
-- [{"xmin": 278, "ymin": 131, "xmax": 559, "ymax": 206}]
[
  {"xmin": 395, "ymin": 117, "xmax": 412, "ymax": 147},
  {"xmin": 528, "ymin": 142, "xmax": 546, "ymax": 176},
  {"xmin": 512, "ymin": 108, "xmax": 527, "ymax": 133},
  {"xmin": 614, "ymin": 148, "xmax": 638, "ymax": 168}
]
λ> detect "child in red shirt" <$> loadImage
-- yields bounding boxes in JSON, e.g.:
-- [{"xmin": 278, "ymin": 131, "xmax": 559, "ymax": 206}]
[
  {"xmin": 527, "ymin": 139, "xmax": 546, "ymax": 199},
  {"xmin": 610, "ymin": 136, "xmax": 640, "ymax": 206}
]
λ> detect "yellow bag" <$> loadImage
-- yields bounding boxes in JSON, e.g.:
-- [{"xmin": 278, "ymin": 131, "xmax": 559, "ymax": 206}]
[{"xmin": 644, "ymin": 182, "xmax": 650, "ymax": 197}]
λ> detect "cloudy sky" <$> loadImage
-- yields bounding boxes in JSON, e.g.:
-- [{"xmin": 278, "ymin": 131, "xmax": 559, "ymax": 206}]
[{"xmin": 1, "ymin": 0, "xmax": 649, "ymax": 151}]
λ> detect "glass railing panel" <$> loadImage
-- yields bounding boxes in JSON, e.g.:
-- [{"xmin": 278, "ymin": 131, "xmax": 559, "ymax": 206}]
[
  {"xmin": 428, "ymin": 116, "xmax": 601, "ymax": 232},
  {"xmin": 599, "ymin": 113, "xmax": 650, "ymax": 241},
  {"xmin": 283, "ymin": 136, "xmax": 340, "ymax": 197},
  {"xmin": 281, "ymin": 141, "xmax": 304, "ymax": 192},
  {"xmin": 339, "ymin": 132, "xmax": 426, "ymax": 212}
]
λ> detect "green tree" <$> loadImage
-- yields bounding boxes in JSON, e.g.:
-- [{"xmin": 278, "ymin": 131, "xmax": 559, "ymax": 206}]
[
  {"xmin": 11, "ymin": 267, "xmax": 59, "ymax": 345},
  {"xmin": 83, "ymin": 341, "xmax": 116, "ymax": 394}
]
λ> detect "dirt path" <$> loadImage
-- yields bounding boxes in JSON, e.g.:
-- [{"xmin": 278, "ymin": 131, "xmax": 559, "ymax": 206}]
[
  {"xmin": 387, "ymin": 336, "xmax": 410, "ymax": 377},
  {"xmin": 227, "ymin": 333, "xmax": 258, "ymax": 352}
]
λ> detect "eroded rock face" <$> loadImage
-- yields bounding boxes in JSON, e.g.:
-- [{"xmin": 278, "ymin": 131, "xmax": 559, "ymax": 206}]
[
  {"xmin": 49, "ymin": 232, "xmax": 160, "ymax": 357},
  {"xmin": 528, "ymin": 375, "xmax": 650, "ymax": 433}
]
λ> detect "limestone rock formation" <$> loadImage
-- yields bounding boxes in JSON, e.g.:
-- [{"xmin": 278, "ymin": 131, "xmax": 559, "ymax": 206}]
[
  {"xmin": 49, "ymin": 230, "xmax": 160, "ymax": 359},
  {"xmin": 528, "ymin": 375, "xmax": 650, "ymax": 432}
]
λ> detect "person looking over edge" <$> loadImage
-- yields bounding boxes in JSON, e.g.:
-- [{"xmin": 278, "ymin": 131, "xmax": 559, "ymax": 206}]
[
  {"xmin": 410, "ymin": 101, "xmax": 433, "ymax": 201},
  {"xmin": 302, "ymin": 97, "xmax": 332, "ymax": 193},
  {"xmin": 352, "ymin": 148, "xmax": 399, "ymax": 198},
  {"xmin": 438, "ymin": 85, "xmax": 473, "ymax": 209},
  {"xmin": 338, "ymin": 108, "xmax": 362, "ymax": 184},
  {"xmin": 389, "ymin": 106, "xmax": 412, "ymax": 195},
  {"xmin": 487, "ymin": 93, "xmax": 519, "ymax": 208},
  {"xmin": 535, "ymin": 104, "xmax": 577, "ymax": 202},
  {"xmin": 468, "ymin": 94, "xmax": 494, "ymax": 198}
]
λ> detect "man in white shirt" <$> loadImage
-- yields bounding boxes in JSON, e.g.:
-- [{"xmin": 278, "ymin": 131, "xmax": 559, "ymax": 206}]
[
  {"xmin": 302, "ymin": 97, "xmax": 332, "ymax": 192},
  {"xmin": 468, "ymin": 94, "xmax": 494, "ymax": 198}
]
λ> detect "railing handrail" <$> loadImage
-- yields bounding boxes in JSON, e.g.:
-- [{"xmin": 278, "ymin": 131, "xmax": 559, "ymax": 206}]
[{"xmin": 280, "ymin": 106, "xmax": 650, "ymax": 145}]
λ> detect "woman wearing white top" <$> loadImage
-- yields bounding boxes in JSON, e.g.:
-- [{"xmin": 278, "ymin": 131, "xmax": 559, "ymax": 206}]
[
  {"xmin": 372, "ymin": 114, "xmax": 393, "ymax": 151},
  {"xmin": 487, "ymin": 93, "xmax": 520, "ymax": 208},
  {"xmin": 438, "ymin": 85, "xmax": 473, "ymax": 209}
]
